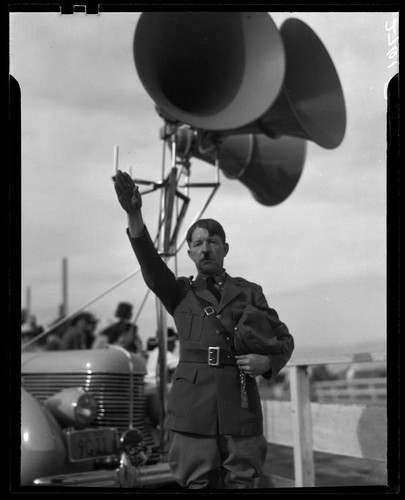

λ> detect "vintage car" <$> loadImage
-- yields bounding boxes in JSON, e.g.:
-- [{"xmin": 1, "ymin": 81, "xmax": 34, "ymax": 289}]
[{"xmin": 21, "ymin": 345, "xmax": 176, "ymax": 488}]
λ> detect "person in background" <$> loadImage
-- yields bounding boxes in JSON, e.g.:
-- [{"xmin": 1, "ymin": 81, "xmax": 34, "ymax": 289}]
[
  {"xmin": 113, "ymin": 169, "xmax": 294, "ymax": 489},
  {"xmin": 92, "ymin": 301, "xmax": 143, "ymax": 353},
  {"xmin": 144, "ymin": 328, "xmax": 179, "ymax": 429},
  {"xmin": 145, "ymin": 328, "xmax": 179, "ymax": 389},
  {"xmin": 21, "ymin": 309, "xmax": 45, "ymax": 351},
  {"xmin": 43, "ymin": 315, "xmax": 69, "ymax": 351},
  {"xmin": 60, "ymin": 311, "xmax": 98, "ymax": 350}
]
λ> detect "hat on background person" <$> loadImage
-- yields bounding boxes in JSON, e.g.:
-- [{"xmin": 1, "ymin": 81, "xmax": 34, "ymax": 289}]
[
  {"xmin": 146, "ymin": 337, "xmax": 159, "ymax": 351},
  {"xmin": 115, "ymin": 302, "xmax": 133, "ymax": 320},
  {"xmin": 233, "ymin": 305, "xmax": 286, "ymax": 356},
  {"xmin": 147, "ymin": 328, "xmax": 178, "ymax": 351}
]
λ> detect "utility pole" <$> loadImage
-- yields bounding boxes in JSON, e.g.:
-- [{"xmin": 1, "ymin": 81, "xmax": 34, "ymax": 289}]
[{"xmin": 60, "ymin": 257, "xmax": 68, "ymax": 316}]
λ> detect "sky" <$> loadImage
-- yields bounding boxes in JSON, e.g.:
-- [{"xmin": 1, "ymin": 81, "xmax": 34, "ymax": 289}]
[{"xmin": 10, "ymin": 11, "xmax": 398, "ymax": 357}]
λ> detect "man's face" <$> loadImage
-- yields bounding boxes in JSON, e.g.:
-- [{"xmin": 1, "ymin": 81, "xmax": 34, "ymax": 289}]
[{"xmin": 187, "ymin": 227, "xmax": 229, "ymax": 276}]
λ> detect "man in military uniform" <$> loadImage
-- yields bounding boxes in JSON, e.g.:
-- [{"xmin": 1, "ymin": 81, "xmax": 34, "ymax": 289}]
[{"xmin": 113, "ymin": 169, "xmax": 294, "ymax": 489}]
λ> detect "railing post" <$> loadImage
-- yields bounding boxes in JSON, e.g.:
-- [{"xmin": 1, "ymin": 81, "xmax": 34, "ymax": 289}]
[{"xmin": 290, "ymin": 365, "xmax": 315, "ymax": 487}]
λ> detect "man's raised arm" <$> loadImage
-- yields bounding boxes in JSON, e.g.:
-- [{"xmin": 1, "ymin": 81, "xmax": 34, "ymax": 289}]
[
  {"xmin": 113, "ymin": 169, "xmax": 179, "ymax": 314},
  {"xmin": 113, "ymin": 169, "xmax": 145, "ymax": 238}
]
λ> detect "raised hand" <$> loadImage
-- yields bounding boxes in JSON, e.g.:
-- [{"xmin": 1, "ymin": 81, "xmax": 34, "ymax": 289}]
[{"xmin": 113, "ymin": 170, "xmax": 142, "ymax": 215}]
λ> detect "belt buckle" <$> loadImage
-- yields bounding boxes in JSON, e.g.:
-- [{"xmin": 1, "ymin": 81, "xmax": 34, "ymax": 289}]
[
  {"xmin": 208, "ymin": 346, "xmax": 220, "ymax": 366},
  {"xmin": 204, "ymin": 306, "xmax": 216, "ymax": 316}
]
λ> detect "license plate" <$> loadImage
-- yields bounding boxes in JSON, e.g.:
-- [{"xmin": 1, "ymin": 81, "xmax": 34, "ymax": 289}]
[{"xmin": 66, "ymin": 428, "xmax": 118, "ymax": 462}]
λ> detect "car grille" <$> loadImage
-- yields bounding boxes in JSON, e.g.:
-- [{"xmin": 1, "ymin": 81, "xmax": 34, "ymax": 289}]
[{"xmin": 21, "ymin": 371, "xmax": 160, "ymax": 464}]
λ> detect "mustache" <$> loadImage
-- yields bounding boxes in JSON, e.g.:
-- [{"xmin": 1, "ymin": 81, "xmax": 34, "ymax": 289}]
[{"xmin": 200, "ymin": 255, "xmax": 213, "ymax": 262}]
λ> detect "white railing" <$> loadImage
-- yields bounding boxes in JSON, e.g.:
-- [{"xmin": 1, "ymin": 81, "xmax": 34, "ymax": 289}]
[
  {"xmin": 314, "ymin": 377, "xmax": 386, "ymax": 405},
  {"xmin": 260, "ymin": 352, "xmax": 387, "ymax": 487}
]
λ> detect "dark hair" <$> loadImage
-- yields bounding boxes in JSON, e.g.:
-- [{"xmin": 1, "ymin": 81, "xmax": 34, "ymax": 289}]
[
  {"xmin": 71, "ymin": 311, "xmax": 97, "ymax": 326},
  {"xmin": 186, "ymin": 219, "xmax": 226, "ymax": 246}
]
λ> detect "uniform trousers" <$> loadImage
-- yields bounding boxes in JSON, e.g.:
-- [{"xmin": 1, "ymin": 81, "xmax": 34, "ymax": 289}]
[{"xmin": 168, "ymin": 430, "xmax": 267, "ymax": 489}]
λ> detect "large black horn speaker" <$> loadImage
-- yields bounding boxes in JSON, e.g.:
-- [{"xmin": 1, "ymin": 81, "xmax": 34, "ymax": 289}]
[
  {"xmin": 133, "ymin": 12, "xmax": 346, "ymax": 206},
  {"xmin": 218, "ymin": 135, "xmax": 307, "ymax": 205},
  {"xmin": 177, "ymin": 128, "xmax": 306, "ymax": 206},
  {"xmin": 134, "ymin": 12, "xmax": 286, "ymax": 131},
  {"xmin": 134, "ymin": 13, "xmax": 346, "ymax": 150},
  {"xmin": 255, "ymin": 18, "xmax": 346, "ymax": 149}
]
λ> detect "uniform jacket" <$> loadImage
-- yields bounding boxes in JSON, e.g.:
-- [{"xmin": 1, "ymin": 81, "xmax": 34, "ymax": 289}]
[{"xmin": 128, "ymin": 228, "xmax": 294, "ymax": 436}]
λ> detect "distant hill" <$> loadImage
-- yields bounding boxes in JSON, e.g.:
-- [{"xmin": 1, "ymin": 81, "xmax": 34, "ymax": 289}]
[{"xmin": 292, "ymin": 339, "xmax": 386, "ymax": 360}]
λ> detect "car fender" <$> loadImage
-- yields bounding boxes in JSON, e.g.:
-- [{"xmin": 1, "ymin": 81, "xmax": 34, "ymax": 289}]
[{"xmin": 21, "ymin": 388, "xmax": 68, "ymax": 485}]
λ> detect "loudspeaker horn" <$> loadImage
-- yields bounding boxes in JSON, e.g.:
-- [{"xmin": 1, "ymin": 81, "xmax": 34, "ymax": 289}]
[
  {"xmin": 175, "ymin": 127, "xmax": 307, "ymax": 206},
  {"xmin": 134, "ymin": 12, "xmax": 286, "ymax": 132},
  {"xmin": 252, "ymin": 18, "xmax": 346, "ymax": 149},
  {"xmin": 134, "ymin": 14, "xmax": 346, "ymax": 150},
  {"xmin": 219, "ymin": 134, "xmax": 307, "ymax": 205}
]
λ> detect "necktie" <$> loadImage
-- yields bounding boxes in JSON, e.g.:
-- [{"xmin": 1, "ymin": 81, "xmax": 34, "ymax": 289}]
[{"xmin": 206, "ymin": 276, "xmax": 221, "ymax": 302}]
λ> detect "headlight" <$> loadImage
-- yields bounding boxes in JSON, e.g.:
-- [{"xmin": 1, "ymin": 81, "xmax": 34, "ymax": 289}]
[{"xmin": 45, "ymin": 387, "xmax": 98, "ymax": 428}]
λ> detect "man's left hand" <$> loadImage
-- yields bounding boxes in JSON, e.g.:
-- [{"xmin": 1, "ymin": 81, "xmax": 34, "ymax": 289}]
[{"xmin": 235, "ymin": 353, "xmax": 271, "ymax": 377}]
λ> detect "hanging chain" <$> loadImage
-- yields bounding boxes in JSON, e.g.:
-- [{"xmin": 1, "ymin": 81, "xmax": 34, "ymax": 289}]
[{"xmin": 239, "ymin": 370, "xmax": 249, "ymax": 409}]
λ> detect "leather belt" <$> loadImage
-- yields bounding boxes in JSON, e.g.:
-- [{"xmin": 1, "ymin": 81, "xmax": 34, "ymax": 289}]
[{"xmin": 180, "ymin": 347, "xmax": 237, "ymax": 366}]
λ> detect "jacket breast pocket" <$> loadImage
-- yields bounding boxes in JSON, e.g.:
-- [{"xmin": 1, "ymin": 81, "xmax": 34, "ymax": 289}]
[
  {"xmin": 168, "ymin": 364, "xmax": 198, "ymax": 419},
  {"xmin": 176, "ymin": 309, "xmax": 205, "ymax": 341}
]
